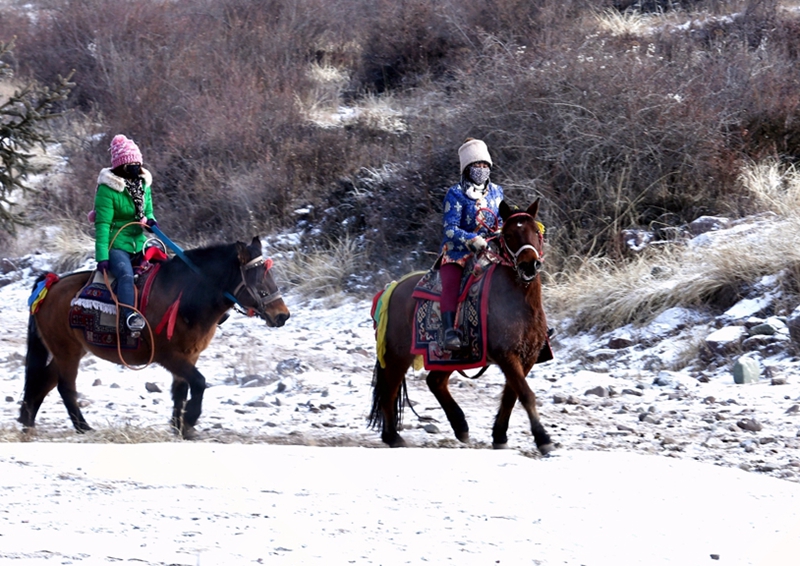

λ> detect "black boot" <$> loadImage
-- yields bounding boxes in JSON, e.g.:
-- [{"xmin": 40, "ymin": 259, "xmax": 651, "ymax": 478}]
[{"xmin": 441, "ymin": 311, "xmax": 462, "ymax": 351}]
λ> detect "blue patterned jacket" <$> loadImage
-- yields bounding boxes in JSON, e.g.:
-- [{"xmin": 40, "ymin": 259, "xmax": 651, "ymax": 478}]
[{"xmin": 440, "ymin": 180, "xmax": 504, "ymax": 264}]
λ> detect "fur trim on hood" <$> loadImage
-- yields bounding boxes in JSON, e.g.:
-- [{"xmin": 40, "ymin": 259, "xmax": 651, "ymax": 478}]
[{"xmin": 97, "ymin": 167, "xmax": 153, "ymax": 192}]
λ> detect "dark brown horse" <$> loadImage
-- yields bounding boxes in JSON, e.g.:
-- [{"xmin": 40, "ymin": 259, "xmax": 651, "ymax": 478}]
[
  {"xmin": 369, "ymin": 200, "xmax": 554, "ymax": 455},
  {"xmin": 19, "ymin": 236, "xmax": 290, "ymax": 438}
]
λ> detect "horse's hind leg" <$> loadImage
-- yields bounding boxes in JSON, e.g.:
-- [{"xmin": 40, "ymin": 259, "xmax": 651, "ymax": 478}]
[
  {"xmin": 19, "ymin": 359, "xmax": 59, "ymax": 430},
  {"xmin": 426, "ymin": 370, "xmax": 469, "ymax": 442},
  {"xmin": 369, "ymin": 361, "xmax": 410, "ymax": 447},
  {"xmin": 55, "ymin": 354, "xmax": 91, "ymax": 432}
]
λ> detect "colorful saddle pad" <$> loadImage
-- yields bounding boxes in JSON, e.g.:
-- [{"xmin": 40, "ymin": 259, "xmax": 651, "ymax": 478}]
[
  {"xmin": 410, "ymin": 264, "xmax": 495, "ymax": 371},
  {"xmin": 68, "ymin": 266, "xmax": 160, "ymax": 349}
]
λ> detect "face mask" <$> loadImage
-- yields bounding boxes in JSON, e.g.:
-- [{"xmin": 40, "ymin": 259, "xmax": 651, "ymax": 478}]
[
  {"xmin": 124, "ymin": 164, "xmax": 142, "ymax": 178},
  {"xmin": 469, "ymin": 165, "xmax": 490, "ymax": 186}
]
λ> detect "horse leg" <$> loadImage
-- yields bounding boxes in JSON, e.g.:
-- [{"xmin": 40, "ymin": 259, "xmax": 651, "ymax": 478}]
[
  {"xmin": 163, "ymin": 358, "xmax": 206, "ymax": 440},
  {"xmin": 170, "ymin": 375, "xmax": 189, "ymax": 435},
  {"xmin": 369, "ymin": 361, "xmax": 408, "ymax": 447},
  {"xmin": 18, "ymin": 359, "xmax": 59, "ymax": 430},
  {"xmin": 491, "ymin": 385, "xmax": 518, "ymax": 449},
  {"xmin": 495, "ymin": 360, "xmax": 554, "ymax": 455},
  {"xmin": 425, "ymin": 370, "xmax": 468, "ymax": 442},
  {"xmin": 54, "ymin": 355, "xmax": 92, "ymax": 433}
]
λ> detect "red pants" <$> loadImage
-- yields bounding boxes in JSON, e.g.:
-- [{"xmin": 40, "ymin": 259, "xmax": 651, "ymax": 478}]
[{"xmin": 439, "ymin": 262, "xmax": 463, "ymax": 313}]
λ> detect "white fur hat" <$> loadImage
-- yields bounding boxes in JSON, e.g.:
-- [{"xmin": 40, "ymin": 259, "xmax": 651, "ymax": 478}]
[{"xmin": 458, "ymin": 139, "xmax": 492, "ymax": 173}]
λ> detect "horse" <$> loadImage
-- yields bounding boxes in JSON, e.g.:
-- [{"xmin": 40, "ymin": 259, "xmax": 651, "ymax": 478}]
[
  {"xmin": 19, "ymin": 236, "xmax": 290, "ymax": 439},
  {"xmin": 368, "ymin": 199, "xmax": 554, "ymax": 455}
]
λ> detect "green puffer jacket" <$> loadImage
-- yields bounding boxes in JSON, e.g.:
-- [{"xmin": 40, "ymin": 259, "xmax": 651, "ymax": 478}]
[{"xmin": 94, "ymin": 167, "xmax": 156, "ymax": 262}]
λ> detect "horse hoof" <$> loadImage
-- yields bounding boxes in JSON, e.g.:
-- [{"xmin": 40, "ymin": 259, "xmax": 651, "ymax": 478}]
[
  {"xmin": 182, "ymin": 426, "xmax": 200, "ymax": 440},
  {"xmin": 492, "ymin": 442, "xmax": 509, "ymax": 450},
  {"xmin": 456, "ymin": 432, "xmax": 470, "ymax": 443},
  {"xmin": 538, "ymin": 443, "xmax": 555, "ymax": 456},
  {"xmin": 386, "ymin": 436, "xmax": 407, "ymax": 448}
]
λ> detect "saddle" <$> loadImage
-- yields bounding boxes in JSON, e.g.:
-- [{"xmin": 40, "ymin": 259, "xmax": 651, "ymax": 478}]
[
  {"xmin": 68, "ymin": 263, "xmax": 161, "ymax": 349},
  {"xmin": 409, "ymin": 258, "xmax": 553, "ymax": 371},
  {"xmin": 410, "ymin": 263, "xmax": 494, "ymax": 371}
]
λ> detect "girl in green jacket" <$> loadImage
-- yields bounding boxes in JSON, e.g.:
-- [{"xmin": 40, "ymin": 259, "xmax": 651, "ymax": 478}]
[{"xmin": 93, "ymin": 134, "xmax": 157, "ymax": 333}]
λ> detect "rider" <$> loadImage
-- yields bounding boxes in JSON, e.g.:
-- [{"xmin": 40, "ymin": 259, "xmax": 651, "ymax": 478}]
[
  {"xmin": 93, "ymin": 134, "xmax": 157, "ymax": 333},
  {"xmin": 439, "ymin": 138, "xmax": 503, "ymax": 351}
]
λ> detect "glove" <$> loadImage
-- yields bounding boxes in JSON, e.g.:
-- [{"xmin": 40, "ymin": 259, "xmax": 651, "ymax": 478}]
[
  {"xmin": 96, "ymin": 260, "xmax": 109, "ymax": 273},
  {"xmin": 468, "ymin": 235, "xmax": 487, "ymax": 253},
  {"xmin": 146, "ymin": 218, "xmax": 158, "ymax": 227}
]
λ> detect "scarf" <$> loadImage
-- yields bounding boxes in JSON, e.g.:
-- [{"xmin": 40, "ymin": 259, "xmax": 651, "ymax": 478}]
[{"xmin": 125, "ymin": 177, "xmax": 145, "ymax": 221}]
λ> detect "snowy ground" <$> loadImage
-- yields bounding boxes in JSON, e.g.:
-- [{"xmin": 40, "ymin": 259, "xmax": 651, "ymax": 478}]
[{"xmin": 1, "ymin": 251, "xmax": 800, "ymax": 564}]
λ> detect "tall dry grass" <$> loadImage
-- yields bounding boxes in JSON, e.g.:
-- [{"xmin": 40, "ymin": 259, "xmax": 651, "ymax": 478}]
[{"xmin": 547, "ymin": 159, "xmax": 800, "ymax": 332}]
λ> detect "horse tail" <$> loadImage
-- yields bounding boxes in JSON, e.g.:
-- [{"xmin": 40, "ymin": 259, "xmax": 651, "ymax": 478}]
[
  {"xmin": 368, "ymin": 361, "xmax": 408, "ymax": 431},
  {"xmin": 25, "ymin": 275, "xmax": 51, "ymax": 381}
]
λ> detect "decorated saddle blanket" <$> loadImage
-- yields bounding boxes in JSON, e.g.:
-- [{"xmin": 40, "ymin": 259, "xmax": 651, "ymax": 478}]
[
  {"xmin": 410, "ymin": 264, "xmax": 496, "ymax": 371},
  {"xmin": 68, "ymin": 265, "xmax": 160, "ymax": 349}
]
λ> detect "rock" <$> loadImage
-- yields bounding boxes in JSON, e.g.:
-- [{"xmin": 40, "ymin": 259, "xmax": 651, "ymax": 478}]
[
  {"xmin": 276, "ymin": 358, "xmax": 306, "ymax": 375},
  {"xmin": 92, "ymin": 379, "xmax": 102, "ymax": 386},
  {"xmin": 110, "ymin": 383, "xmax": 120, "ymax": 389},
  {"xmin": 145, "ymin": 382, "xmax": 162, "ymax": 393},
  {"xmin": 705, "ymin": 326, "xmax": 747, "ymax": 356},
  {"xmin": 785, "ymin": 404, "xmax": 799, "ymax": 415},
  {"xmin": 585, "ymin": 386, "xmax": 609, "ymax": 397},
  {"xmin": 736, "ymin": 418, "xmax": 763, "ymax": 432},
  {"xmin": 733, "ymin": 356, "xmax": 760, "ymax": 384},
  {"xmin": 748, "ymin": 323, "xmax": 777, "ymax": 336},
  {"xmin": 244, "ymin": 400, "xmax": 270, "ymax": 408},
  {"xmin": 771, "ymin": 377, "xmax": 788, "ymax": 386},
  {"xmin": 621, "ymin": 388, "xmax": 643, "ymax": 396},
  {"xmin": 423, "ymin": 424, "xmax": 440, "ymax": 434},
  {"xmin": 639, "ymin": 411, "xmax": 661, "ymax": 425},
  {"xmin": 607, "ymin": 336, "xmax": 634, "ymax": 349},
  {"xmin": 4, "ymin": 396, "xmax": 13, "ymax": 403},
  {"xmin": 689, "ymin": 215, "xmax": 730, "ymax": 236},
  {"xmin": 787, "ymin": 305, "xmax": 800, "ymax": 344}
]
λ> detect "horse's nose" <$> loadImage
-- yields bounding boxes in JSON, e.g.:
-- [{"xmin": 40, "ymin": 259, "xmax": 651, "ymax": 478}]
[
  {"xmin": 274, "ymin": 312, "xmax": 290, "ymax": 327},
  {"xmin": 520, "ymin": 259, "xmax": 542, "ymax": 279}
]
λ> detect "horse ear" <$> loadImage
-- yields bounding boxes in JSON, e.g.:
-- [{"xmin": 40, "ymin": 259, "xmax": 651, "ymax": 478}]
[
  {"xmin": 235, "ymin": 241, "xmax": 250, "ymax": 265},
  {"xmin": 250, "ymin": 236, "xmax": 263, "ymax": 255},
  {"xmin": 526, "ymin": 198, "xmax": 540, "ymax": 219},
  {"xmin": 499, "ymin": 200, "xmax": 512, "ymax": 222}
]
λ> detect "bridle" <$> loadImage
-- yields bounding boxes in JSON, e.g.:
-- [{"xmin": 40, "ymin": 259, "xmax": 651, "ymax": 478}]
[
  {"xmin": 478, "ymin": 209, "xmax": 545, "ymax": 283},
  {"xmin": 147, "ymin": 225, "xmax": 281, "ymax": 319},
  {"xmin": 230, "ymin": 256, "xmax": 282, "ymax": 318}
]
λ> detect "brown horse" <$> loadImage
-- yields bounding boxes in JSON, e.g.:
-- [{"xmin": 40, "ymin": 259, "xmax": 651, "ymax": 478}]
[
  {"xmin": 19, "ymin": 236, "xmax": 290, "ymax": 438},
  {"xmin": 369, "ymin": 199, "xmax": 554, "ymax": 454}
]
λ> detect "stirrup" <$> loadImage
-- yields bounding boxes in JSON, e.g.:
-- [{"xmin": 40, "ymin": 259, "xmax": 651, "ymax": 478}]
[
  {"xmin": 443, "ymin": 328, "xmax": 463, "ymax": 351},
  {"xmin": 126, "ymin": 312, "xmax": 146, "ymax": 332}
]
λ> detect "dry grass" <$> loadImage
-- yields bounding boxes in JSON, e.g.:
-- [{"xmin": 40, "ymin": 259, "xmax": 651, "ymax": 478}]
[
  {"xmin": 277, "ymin": 234, "xmax": 367, "ymax": 299},
  {"xmin": 0, "ymin": 423, "xmax": 178, "ymax": 444},
  {"xmin": 547, "ymin": 161, "xmax": 800, "ymax": 332}
]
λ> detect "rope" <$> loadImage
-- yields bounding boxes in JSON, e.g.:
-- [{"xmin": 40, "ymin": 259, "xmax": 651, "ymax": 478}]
[{"xmin": 104, "ymin": 221, "xmax": 156, "ymax": 370}]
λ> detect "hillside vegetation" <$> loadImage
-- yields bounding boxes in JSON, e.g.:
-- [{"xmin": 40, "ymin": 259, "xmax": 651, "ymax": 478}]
[{"xmin": 2, "ymin": 0, "xmax": 800, "ymax": 316}]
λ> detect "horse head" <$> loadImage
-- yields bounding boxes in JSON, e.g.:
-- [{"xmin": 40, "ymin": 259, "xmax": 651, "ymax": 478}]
[
  {"xmin": 498, "ymin": 199, "xmax": 544, "ymax": 283},
  {"xmin": 234, "ymin": 237, "xmax": 290, "ymax": 327}
]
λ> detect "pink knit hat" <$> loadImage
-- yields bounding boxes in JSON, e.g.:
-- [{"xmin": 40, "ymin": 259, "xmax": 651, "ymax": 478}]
[{"xmin": 110, "ymin": 135, "xmax": 143, "ymax": 169}]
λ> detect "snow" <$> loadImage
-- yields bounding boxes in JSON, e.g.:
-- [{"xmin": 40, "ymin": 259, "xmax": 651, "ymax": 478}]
[
  {"xmin": 1, "ymin": 250, "xmax": 800, "ymax": 564},
  {"xmin": 1, "ymin": 444, "xmax": 799, "ymax": 565}
]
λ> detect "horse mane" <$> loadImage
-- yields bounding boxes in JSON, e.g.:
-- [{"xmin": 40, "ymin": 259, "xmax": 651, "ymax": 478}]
[{"xmin": 157, "ymin": 242, "xmax": 243, "ymax": 324}]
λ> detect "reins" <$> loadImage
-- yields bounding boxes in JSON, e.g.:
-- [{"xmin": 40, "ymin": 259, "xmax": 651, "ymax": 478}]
[
  {"xmin": 105, "ymin": 221, "xmax": 157, "ymax": 370},
  {"xmin": 151, "ymin": 225, "xmax": 279, "ymax": 317}
]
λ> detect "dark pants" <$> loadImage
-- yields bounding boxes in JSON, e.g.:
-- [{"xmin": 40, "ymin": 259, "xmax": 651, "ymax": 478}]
[
  {"xmin": 440, "ymin": 262, "xmax": 463, "ymax": 314},
  {"xmin": 109, "ymin": 248, "xmax": 135, "ymax": 316}
]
